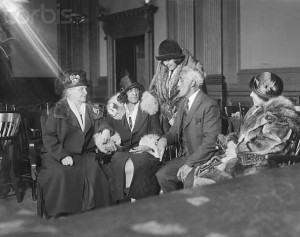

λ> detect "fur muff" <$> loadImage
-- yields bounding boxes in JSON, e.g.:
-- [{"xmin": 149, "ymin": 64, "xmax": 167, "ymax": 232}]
[
  {"xmin": 106, "ymin": 91, "xmax": 159, "ymax": 120},
  {"xmin": 94, "ymin": 132, "xmax": 121, "ymax": 153},
  {"xmin": 139, "ymin": 134, "xmax": 160, "ymax": 159}
]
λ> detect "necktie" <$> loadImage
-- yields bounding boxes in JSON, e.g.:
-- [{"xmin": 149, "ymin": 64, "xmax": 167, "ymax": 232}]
[
  {"xmin": 128, "ymin": 116, "xmax": 132, "ymax": 129},
  {"xmin": 183, "ymin": 99, "xmax": 189, "ymax": 118},
  {"xmin": 79, "ymin": 112, "xmax": 83, "ymax": 123}
]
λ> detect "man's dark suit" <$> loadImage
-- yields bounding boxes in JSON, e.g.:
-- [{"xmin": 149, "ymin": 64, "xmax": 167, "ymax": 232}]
[{"xmin": 156, "ymin": 90, "xmax": 221, "ymax": 192}]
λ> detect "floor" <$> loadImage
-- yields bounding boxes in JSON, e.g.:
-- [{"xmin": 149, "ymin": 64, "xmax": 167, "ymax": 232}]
[
  {"xmin": 2, "ymin": 164, "xmax": 300, "ymax": 237},
  {"xmin": 0, "ymin": 177, "xmax": 37, "ymax": 215}
]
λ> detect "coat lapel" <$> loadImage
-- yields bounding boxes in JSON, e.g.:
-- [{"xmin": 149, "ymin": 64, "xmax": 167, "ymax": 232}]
[
  {"xmin": 184, "ymin": 91, "xmax": 204, "ymax": 128},
  {"xmin": 84, "ymin": 109, "xmax": 92, "ymax": 133},
  {"xmin": 68, "ymin": 109, "xmax": 82, "ymax": 129}
]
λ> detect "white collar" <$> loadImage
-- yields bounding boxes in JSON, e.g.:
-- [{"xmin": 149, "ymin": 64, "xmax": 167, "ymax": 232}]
[
  {"xmin": 186, "ymin": 89, "xmax": 200, "ymax": 110},
  {"xmin": 124, "ymin": 102, "xmax": 140, "ymax": 131},
  {"xmin": 67, "ymin": 98, "xmax": 86, "ymax": 131}
]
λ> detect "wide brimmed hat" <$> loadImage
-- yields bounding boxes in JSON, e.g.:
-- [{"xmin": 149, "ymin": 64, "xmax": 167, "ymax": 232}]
[
  {"xmin": 156, "ymin": 39, "xmax": 185, "ymax": 61},
  {"xmin": 60, "ymin": 69, "xmax": 89, "ymax": 89},
  {"xmin": 117, "ymin": 76, "xmax": 144, "ymax": 101},
  {"xmin": 249, "ymin": 72, "xmax": 283, "ymax": 100}
]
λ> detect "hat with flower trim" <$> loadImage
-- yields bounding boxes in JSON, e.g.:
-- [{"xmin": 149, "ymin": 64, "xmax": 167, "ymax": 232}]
[{"xmin": 60, "ymin": 69, "xmax": 89, "ymax": 89}]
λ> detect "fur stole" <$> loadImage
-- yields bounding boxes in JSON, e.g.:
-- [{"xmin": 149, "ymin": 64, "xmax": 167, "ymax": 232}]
[
  {"xmin": 240, "ymin": 96, "xmax": 300, "ymax": 136},
  {"xmin": 53, "ymin": 99, "xmax": 104, "ymax": 120},
  {"xmin": 238, "ymin": 96, "xmax": 300, "ymax": 154},
  {"xmin": 149, "ymin": 48, "xmax": 205, "ymax": 120},
  {"xmin": 106, "ymin": 91, "xmax": 159, "ymax": 120}
]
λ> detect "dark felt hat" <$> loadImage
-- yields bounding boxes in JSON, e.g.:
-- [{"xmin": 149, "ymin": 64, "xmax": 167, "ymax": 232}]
[
  {"xmin": 117, "ymin": 76, "xmax": 144, "ymax": 101},
  {"xmin": 156, "ymin": 39, "xmax": 185, "ymax": 61},
  {"xmin": 61, "ymin": 69, "xmax": 89, "ymax": 89},
  {"xmin": 249, "ymin": 72, "xmax": 283, "ymax": 100}
]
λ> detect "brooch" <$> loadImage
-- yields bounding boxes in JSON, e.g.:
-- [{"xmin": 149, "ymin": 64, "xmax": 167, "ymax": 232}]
[{"xmin": 70, "ymin": 74, "xmax": 80, "ymax": 84}]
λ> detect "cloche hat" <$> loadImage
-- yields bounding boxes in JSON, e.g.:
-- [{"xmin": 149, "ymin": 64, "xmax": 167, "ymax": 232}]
[
  {"xmin": 156, "ymin": 39, "xmax": 185, "ymax": 61},
  {"xmin": 249, "ymin": 72, "xmax": 283, "ymax": 100},
  {"xmin": 117, "ymin": 76, "xmax": 144, "ymax": 101}
]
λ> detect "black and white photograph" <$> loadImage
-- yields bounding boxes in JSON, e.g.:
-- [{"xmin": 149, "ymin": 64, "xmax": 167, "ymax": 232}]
[{"xmin": 1, "ymin": 0, "xmax": 300, "ymax": 236}]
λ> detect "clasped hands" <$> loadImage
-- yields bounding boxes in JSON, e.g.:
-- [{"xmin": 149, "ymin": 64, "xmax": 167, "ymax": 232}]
[{"xmin": 100, "ymin": 129, "xmax": 151, "ymax": 154}]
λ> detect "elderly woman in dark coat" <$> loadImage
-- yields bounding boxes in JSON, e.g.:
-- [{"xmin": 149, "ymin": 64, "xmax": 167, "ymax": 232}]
[
  {"xmin": 94, "ymin": 76, "xmax": 163, "ymax": 203},
  {"xmin": 194, "ymin": 72, "xmax": 300, "ymax": 186},
  {"xmin": 38, "ymin": 70, "xmax": 110, "ymax": 218}
]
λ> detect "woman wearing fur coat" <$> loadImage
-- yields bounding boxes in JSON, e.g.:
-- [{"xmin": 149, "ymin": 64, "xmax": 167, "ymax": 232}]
[
  {"xmin": 149, "ymin": 39, "xmax": 206, "ymax": 132},
  {"xmin": 94, "ymin": 76, "xmax": 163, "ymax": 203},
  {"xmin": 194, "ymin": 72, "xmax": 300, "ymax": 186},
  {"xmin": 38, "ymin": 70, "xmax": 110, "ymax": 218}
]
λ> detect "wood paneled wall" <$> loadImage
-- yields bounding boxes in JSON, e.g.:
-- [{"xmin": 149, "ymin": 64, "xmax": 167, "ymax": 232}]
[
  {"xmin": 169, "ymin": 0, "xmax": 225, "ymax": 107},
  {"xmin": 168, "ymin": 0, "xmax": 300, "ymax": 107},
  {"xmin": 58, "ymin": 0, "xmax": 100, "ymax": 100}
]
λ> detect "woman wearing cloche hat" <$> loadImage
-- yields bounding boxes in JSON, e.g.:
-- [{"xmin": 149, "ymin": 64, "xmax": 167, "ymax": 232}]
[
  {"xmin": 193, "ymin": 72, "xmax": 300, "ymax": 187},
  {"xmin": 149, "ymin": 39, "xmax": 206, "ymax": 133},
  {"xmin": 94, "ymin": 75, "xmax": 163, "ymax": 203},
  {"xmin": 38, "ymin": 69, "xmax": 110, "ymax": 218}
]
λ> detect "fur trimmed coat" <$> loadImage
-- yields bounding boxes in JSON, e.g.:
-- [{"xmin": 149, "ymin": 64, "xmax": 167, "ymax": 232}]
[
  {"xmin": 149, "ymin": 49, "xmax": 205, "ymax": 122},
  {"xmin": 94, "ymin": 91, "xmax": 163, "ymax": 201},
  {"xmin": 194, "ymin": 96, "xmax": 300, "ymax": 186},
  {"xmin": 38, "ymin": 99, "xmax": 110, "ymax": 216}
]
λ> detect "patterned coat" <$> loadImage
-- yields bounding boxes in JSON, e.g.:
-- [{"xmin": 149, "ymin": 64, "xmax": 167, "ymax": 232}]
[
  {"xmin": 149, "ymin": 49, "xmax": 205, "ymax": 122},
  {"xmin": 94, "ymin": 91, "xmax": 163, "ymax": 201},
  {"xmin": 38, "ymin": 99, "xmax": 110, "ymax": 216},
  {"xmin": 194, "ymin": 96, "xmax": 300, "ymax": 186}
]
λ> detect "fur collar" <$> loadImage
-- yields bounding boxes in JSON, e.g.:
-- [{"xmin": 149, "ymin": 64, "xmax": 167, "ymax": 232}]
[
  {"xmin": 107, "ymin": 91, "xmax": 159, "ymax": 120},
  {"xmin": 54, "ymin": 99, "xmax": 103, "ymax": 120}
]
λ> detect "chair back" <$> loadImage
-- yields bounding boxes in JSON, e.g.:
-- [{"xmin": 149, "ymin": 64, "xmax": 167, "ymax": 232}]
[
  {"xmin": 0, "ymin": 103, "xmax": 16, "ymax": 111},
  {"xmin": 94, "ymin": 102, "xmax": 108, "ymax": 118},
  {"xmin": 34, "ymin": 102, "xmax": 55, "ymax": 115},
  {"xmin": 238, "ymin": 102, "xmax": 249, "ymax": 118},
  {"xmin": 224, "ymin": 105, "xmax": 241, "ymax": 133},
  {"xmin": 224, "ymin": 105, "xmax": 240, "ymax": 118},
  {"xmin": 224, "ymin": 103, "xmax": 250, "ymax": 134},
  {"xmin": 0, "ymin": 113, "xmax": 21, "ymax": 149}
]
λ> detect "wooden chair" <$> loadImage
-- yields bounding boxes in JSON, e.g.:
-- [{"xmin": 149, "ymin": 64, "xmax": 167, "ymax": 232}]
[
  {"xmin": 224, "ymin": 105, "xmax": 241, "ymax": 133},
  {"xmin": 238, "ymin": 102, "xmax": 249, "ymax": 118},
  {"xmin": 162, "ymin": 144, "xmax": 179, "ymax": 164},
  {"xmin": 0, "ymin": 103, "xmax": 16, "ymax": 111},
  {"xmin": 224, "ymin": 102, "xmax": 249, "ymax": 134},
  {"xmin": 94, "ymin": 102, "xmax": 108, "ymax": 118},
  {"xmin": 20, "ymin": 103, "xmax": 52, "ymax": 201},
  {"xmin": 0, "ymin": 112, "xmax": 22, "ymax": 202},
  {"xmin": 34, "ymin": 102, "xmax": 55, "ymax": 115}
]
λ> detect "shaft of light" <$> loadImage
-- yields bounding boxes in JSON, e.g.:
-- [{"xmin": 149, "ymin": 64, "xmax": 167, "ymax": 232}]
[{"xmin": 0, "ymin": 0, "xmax": 62, "ymax": 76}]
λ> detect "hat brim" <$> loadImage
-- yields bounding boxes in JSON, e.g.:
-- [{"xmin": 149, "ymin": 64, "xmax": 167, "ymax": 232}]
[
  {"xmin": 65, "ymin": 81, "xmax": 90, "ymax": 89},
  {"xmin": 118, "ymin": 83, "xmax": 144, "ymax": 99},
  {"xmin": 156, "ymin": 53, "xmax": 185, "ymax": 61}
]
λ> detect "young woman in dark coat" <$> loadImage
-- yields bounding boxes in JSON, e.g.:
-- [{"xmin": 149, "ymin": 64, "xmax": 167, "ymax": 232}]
[
  {"xmin": 38, "ymin": 70, "xmax": 110, "ymax": 218},
  {"xmin": 94, "ymin": 75, "xmax": 163, "ymax": 203}
]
